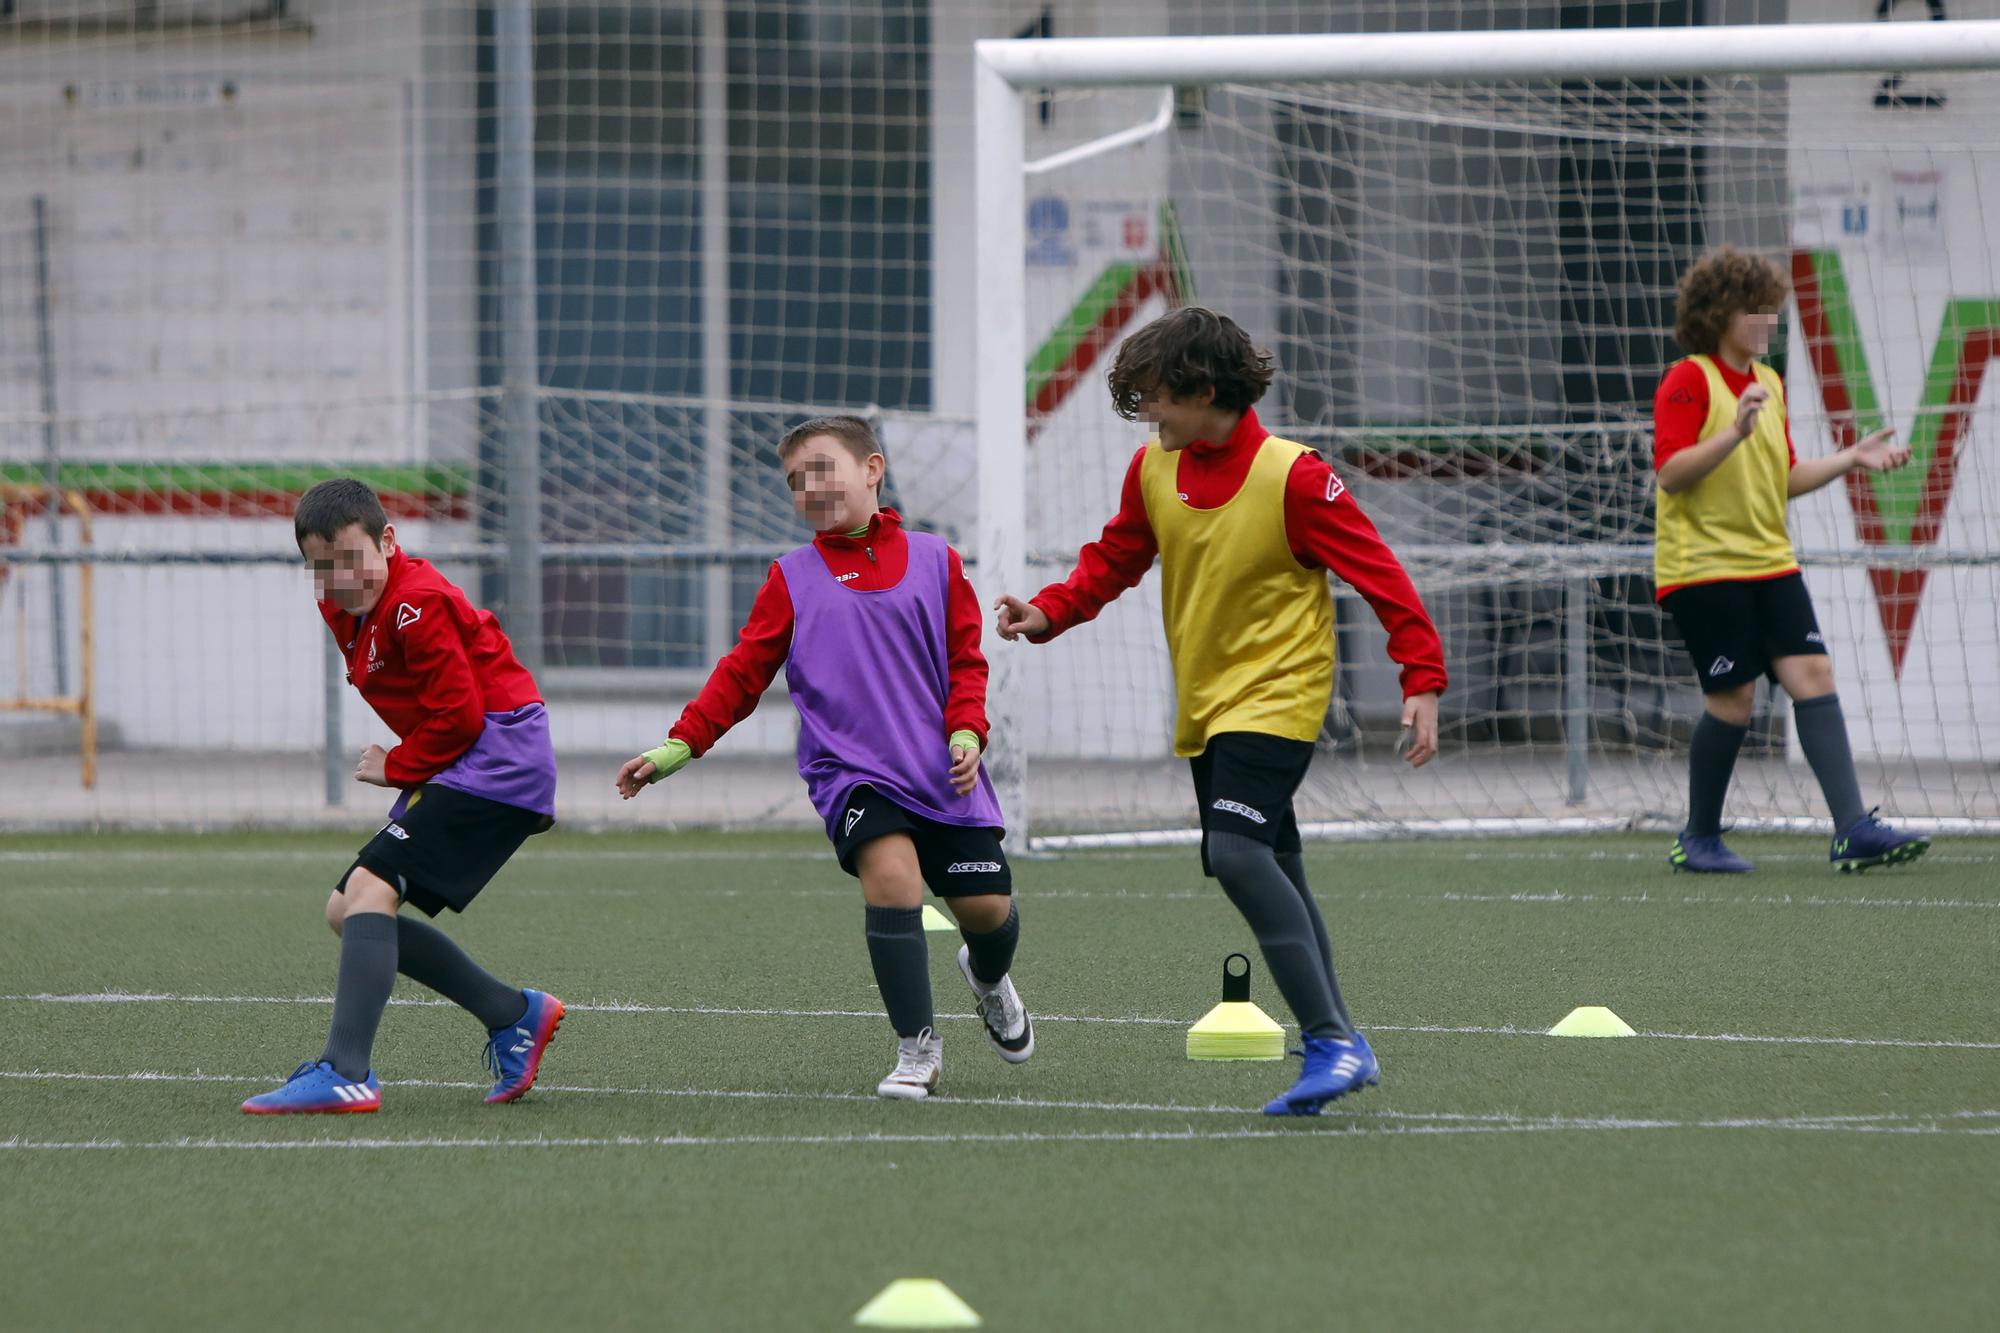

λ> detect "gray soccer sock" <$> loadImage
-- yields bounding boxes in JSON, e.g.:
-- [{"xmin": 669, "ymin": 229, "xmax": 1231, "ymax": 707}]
[
  {"xmin": 1209, "ymin": 832, "xmax": 1349, "ymax": 1041},
  {"xmin": 1686, "ymin": 711, "xmax": 1749, "ymax": 836},
  {"xmin": 1276, "ymin": 850, "xmax": 1354, "ymax": 1034},
  {"xmin": 320, "ymin": 911, "xmax": 398, "ymax": 1081},
  {"xmin": 396, "ymin": 915, "xmax": 527, "ymax": 1031},
  {"xmin": 1793, "ymin": 693, "xmax": 1867, "ymax": 831},
  {"xmin": 959, "ymin": 901, "xmax": 1020, "ymax": 986},
  {"xmin": 864, "ymin": 904, "xmax": 934, "ymax": 1038}
]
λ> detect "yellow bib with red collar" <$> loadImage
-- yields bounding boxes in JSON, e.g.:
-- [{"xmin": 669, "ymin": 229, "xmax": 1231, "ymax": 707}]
[
  {"xmin": 1139, "ymin": 435, "xmax": 1334, "ymax": 756},
  {"xmin": 1653, "ymin": 354, "xmax": 1797, "ymax": 592}
]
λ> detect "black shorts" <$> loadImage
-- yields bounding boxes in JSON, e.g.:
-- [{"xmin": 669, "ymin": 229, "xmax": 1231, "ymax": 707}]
[
  {"xmin": 1661, "ymin": 571, "xmax": 1827, "ymax": 694},
  {"xmin": 832, "ymin": 785, "xmax": 1012, "ymax": 897},
  {"xmin": 339, "ymin": 783, "xmax": 553, "ymax": 917},
  {"xmin": 1189, "ymin": 732, "xmax": 1315, "ymax": 877}
]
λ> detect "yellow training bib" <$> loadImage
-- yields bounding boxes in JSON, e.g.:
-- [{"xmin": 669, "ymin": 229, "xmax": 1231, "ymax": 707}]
[
  {"xmin": 1140, "ymin": 436, "xmax": 1335, "ymax": 757},
  {"xmin": 1653, "ymin": 354, "xmax": 1797, "ymax": 592}
]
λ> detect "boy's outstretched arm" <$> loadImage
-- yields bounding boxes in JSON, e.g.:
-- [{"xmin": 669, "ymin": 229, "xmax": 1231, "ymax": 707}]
[
  {"xmin": 617, "ymin": 563, "xmax": 792, "ymax": 798},
  {"xmin": 996, "ymin": 447, "xmax": 1158, "ymax": 643},
  {"xmin": 1284, "ymin": 453, "xmax": 1448, "ymax": 765}
]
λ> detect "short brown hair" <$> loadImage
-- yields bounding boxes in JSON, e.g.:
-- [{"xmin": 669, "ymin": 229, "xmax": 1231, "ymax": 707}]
[
  {"xmin": 1106, "ymin": 306, "xmax": 1274, "ymax": 421},
  {"xmin": 777, "ymin": 415, "xmax": 881, "ymax": 464},
  {"xmin": 294, "ymin": 478, "xmax": 388, "ymax": 548},
  {"xmin": 1673, "ymin": 247, "xmax": 1789, "ymax": 356}
]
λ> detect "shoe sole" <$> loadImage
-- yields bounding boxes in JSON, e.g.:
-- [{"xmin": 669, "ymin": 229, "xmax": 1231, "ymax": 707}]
[
  {"xmin": 955, "ymin": 948, "xmax": 1034, "ymax": 1064},
  {"xmin": 241, "ymin": 1099, "xmax": 378, "ymax": 1115},
  {"xmin": 1836, "ymin": 838, "xmax": 1932, "ymax": 875},
  {"xmin": 486, "ymin": 995, "xmax": 566, "ymax": 1105},
  {"xmin": 877, "ymin": 1080, "xmax": 937, "ymax": 1101},
  {"xmin": 1263, "ymin": 1071, "xmax": 1380, "ymax": 1117}
]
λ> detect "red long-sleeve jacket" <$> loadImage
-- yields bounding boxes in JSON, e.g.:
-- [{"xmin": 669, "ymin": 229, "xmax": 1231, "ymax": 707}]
[
  {"xmin": 669, "ymin": 509, "xmax": 990, "ymax": 756},
  {"xmin": 320, "ymin": 549, "xmax": 542, "ymax": 786},
  {"xmin": 1030, "ymin": 407, "xmax": 1449, "ymax": 700}
]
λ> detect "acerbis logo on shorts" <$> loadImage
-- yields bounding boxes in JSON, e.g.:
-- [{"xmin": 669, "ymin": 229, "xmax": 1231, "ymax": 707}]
[
  {"xmin": 947, "ymin": 860, "xmax": 1003, "ymax": 874},
  {"xmin": 1212, "ymin": 798, "xmax": 1267, "ymax": 825},
  {"xmin": 1708, "ymin": 656, "xmax": 1735, "ymax": 677},
  {"xmin": 1805, "ymin": 631, "xmax": 1824, "ymax": 645},
  {"xmin": 384, "ymin": 823, "xmax": 410, "ymax": 841},
  {"xmin": 844, "ymin": 807, "xmax": 866, "ymax": 837}
]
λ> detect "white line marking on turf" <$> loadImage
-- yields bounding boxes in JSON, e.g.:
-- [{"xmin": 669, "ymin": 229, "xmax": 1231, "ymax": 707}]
[
  {"xmin": 7, "ymin": 1110, "xmax": 2000, "ymax": 1153},
  {"xmin": 5, "ymin": 991, "xmax": 1997, "ymax": 1052}
]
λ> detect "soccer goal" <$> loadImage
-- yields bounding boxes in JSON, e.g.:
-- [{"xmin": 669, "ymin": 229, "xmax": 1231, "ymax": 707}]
[{"xmin": 971, "ymin": 20, "xmax": 2000, "ymax": 846}]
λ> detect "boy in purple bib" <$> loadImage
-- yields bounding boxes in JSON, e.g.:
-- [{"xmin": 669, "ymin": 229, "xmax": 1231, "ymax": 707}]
[{"xmin": 617, "ymin": 416, "xmax": 1034, "ymax": 1099}]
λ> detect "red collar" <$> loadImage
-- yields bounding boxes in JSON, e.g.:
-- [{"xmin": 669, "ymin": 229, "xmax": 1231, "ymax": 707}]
[
  {"xmin": 815, "ymin": 507, "xmax": 903, "ymax": 549},
  {"xmin": 1185, "ymin": 406, "xmax": 1269, "ymax": 458}
]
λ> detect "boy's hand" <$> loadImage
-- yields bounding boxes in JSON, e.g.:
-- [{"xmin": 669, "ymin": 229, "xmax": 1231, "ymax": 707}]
[
  {"xmin": 1399, "ymin": 692, "xmax": 1440, "ymax": 768},
  {"xmin": 355, "ymin": 744, "xmax": 393, "ymax": 787},
  {"xmin": 993, "ymin": 594, "xmax": 1050, "ymax": 642},
  {"xmin": 1731, "ymin": 384, "xmax": 1769, "ymax": 439},
  {"xmin": 616, "ymin": 739, "xmax": 693, "ymax": 799},
  {"xmin": 1849, "ymin": 426, "xmax": 1911, "ymax": 473},
  {"xmin": 947, "ymin": 730, "xmax": 982, "ymax": 796}
]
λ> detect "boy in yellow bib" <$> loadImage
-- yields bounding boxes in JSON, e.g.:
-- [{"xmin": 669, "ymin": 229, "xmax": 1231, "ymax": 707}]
[
  {"xmin": 996, "ymin": 308, "xmax": 1447, "ymax": 1115},
  {"xmin": 1654, "ymin": 247, "xmax": 1928, "ymax": 874}
]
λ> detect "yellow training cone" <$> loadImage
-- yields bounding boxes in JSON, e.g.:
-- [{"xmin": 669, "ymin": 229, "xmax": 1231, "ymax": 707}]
[
  {"xmin": 853, "ymin": 1278, "xmax": 983, "ymax": 1329},
  {"xmin": 1549, "ymin": 1005, "xmax": 1636, "ymax": 1038},
  {"xmin": 920, "ymin": 904, "xmax": 956, "ymax": 933},
  {"xmin": 1187, "ymin": 953, "xmax": 1286, "ymax": 1061}
]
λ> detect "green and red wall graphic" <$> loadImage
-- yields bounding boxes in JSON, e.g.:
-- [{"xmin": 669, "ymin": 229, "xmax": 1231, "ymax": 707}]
[{"xmin": 1791, "ymin": 247, "xmax": 2000, "ymax": 676}]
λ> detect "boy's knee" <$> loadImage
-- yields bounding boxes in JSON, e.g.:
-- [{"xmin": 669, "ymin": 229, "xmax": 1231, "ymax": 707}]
[
  {"xmin": 856, "ymin": 836, "xmax": 924, "ymax": 908},
  {"xmin": 946, "ymin": 893, "xmax": 1011, "ymax": 933},
  {"xmin": 336, "ymin": 864, "xmax": 402, "ymax": 918},
  {"xmin": 1705, "ymin": 683, "xmax": 1755, "ymax": 727},
  {"xmin": 324, "ymin": 890, "xmax": 347, "ymax": 937},
  {"xmin": 1207, "ymin": 831, "xmax": 1275, "ymax": 885}
]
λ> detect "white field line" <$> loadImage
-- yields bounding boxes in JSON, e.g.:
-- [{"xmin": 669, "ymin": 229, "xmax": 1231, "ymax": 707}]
[
  {"xmin": 4, "ymin": 990, "xmax": 1997, "ymax": 1051},
  {"xmin": 8, "ymin": 1109, "xmax": 2000, "ymax": 1153},
  {"xmin": 6, "ymin": 881, "xmax": 1996, "ymax": 911},
  {"xmin": 5, "ymin": 846, "xmax": 1995, "ymax": 869},
  {"xmin": 9, "ymin": 1069, "xmax": 2000, "ymax": 1134}
]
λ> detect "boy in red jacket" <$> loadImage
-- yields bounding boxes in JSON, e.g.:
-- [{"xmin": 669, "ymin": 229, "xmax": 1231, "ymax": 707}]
[{"xmin": 241, "ymin": 479, "xmax": 564, "ymax": 1114}]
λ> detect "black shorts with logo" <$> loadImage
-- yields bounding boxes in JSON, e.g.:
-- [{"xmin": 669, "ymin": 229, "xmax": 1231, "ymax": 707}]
[
  {"xmin": 831, "ymin": 784, "xmax": 1012, "ymax": 897},
  {"xmin": 339, "ymin": 783, "xmax": 554, "ymax": 917},
  {"xmin": 1660, "ymin": 571, "xmax": 1827, "ymax": 695},
  {"xmin": 1189, "ymin": 731, "xmax": 1316, "ymax": 877}
]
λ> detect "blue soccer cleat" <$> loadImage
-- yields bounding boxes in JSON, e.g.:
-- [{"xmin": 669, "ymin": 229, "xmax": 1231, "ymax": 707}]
[
  {"xmin": 241, "ymin": 1060, "xmax": 380, "ymax": 1115},
  {"xmin": 1831, "ymin": 809, "xmax": 1930, "ymax": 874},
  {"xmin": 1262, "ymin": 1032, "xmax": 1380, "ymax": 1116},
  {"xmin": 484, "ymin": 988, "xmax": 566, "ymax": 1104},
  {"xmin": 1668, "ymin": 832, "xmax": 1754, "ymax": 874}
]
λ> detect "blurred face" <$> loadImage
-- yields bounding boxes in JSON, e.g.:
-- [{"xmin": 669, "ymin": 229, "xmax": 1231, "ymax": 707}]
[
  {"xmin": 1723, "ymin": 307, "xmax": 1779, "ymax": 361},
  {"xmin": 1133, "ymin": 382, "xmax": 1219, "ymax": 452},
  {"xmin": 783, "ymin": 436, "xmax": 882, "ymax": 532},
  {"xmin": 301, "ymin": 522, "xmax": 395, "ymax": 616}
]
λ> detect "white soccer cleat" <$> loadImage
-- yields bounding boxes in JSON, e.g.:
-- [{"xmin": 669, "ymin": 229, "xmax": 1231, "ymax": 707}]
[
  {"xmin": 956, "ymin": 944, "xmax": 1035, "ymax": 1063},
  {"xmin": 877, "ymin": 1026, "xmax": 943, "ymax": 1100}
]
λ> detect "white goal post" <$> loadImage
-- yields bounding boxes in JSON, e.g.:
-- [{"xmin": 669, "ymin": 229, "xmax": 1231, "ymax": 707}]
[{"xmin": 971, "ymin": 21, "xmax": 2000, "ymax": 847}]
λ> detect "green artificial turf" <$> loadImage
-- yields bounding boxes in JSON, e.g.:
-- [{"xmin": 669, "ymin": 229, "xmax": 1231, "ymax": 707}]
[{"xmin": 3, "ymin": 831, "xmax": 1996, "ymax": 1331}]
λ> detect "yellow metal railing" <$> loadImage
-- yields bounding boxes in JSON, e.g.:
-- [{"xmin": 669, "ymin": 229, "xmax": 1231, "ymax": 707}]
[{"xmin": 0, "ymin": 486, "xmax": 96, "ymax": 788}]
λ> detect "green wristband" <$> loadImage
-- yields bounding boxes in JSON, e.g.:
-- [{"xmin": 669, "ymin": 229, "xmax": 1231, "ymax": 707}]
[
  {"xmin": 949, "ymin": 730, "xmax": 980, "ymax": 754},
  {"xmin": 641, "ymin": 739, "xmax": 694, "ymax": 782}
]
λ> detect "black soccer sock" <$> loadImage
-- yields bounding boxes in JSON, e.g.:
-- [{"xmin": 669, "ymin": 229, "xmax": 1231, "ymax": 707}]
[
  {"xmin": 1209, "ymin": 832, "xmax": 1349, "ymax": 1041},
  {"xmin": 864, "ymin": 904, "xmax": 934, "ymax": 1039},
  {"xmin": 959, "ymin": 901, "xmax": 1020, "ymax": 987},
  {"xmin": 1277, "ymin": 850, "xmax": 1354, "ymax": 1034},
  {"xmin": 1686, "ymin": 711, "xmax": 1749, "ymax": 837},
  {"xmin": 1793, "ymin": 693, "xmax": 1867, "ymax": 831},
  {"xmin": 320, "ymin": 911, "xmax": 398, "ymax": 1081},
  {"xmin": 395, "ymin": 916, "xmax": 527, "ymax": 1031}
]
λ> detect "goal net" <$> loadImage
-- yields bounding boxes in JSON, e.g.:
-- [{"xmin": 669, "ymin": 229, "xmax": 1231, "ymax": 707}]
[{"xmin": 974, "ymin": 16, "xmax": 2000, "ymax": 844}]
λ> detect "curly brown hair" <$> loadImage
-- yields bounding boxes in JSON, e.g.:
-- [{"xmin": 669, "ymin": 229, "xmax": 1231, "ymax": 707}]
[
  {"xmin": 1106, "ymin": 307, "xmax": 1275, "ymax": 421},
  {"xmin": 1673, "ymin": 246, "xmax": 1789, "ymax": 356}
]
